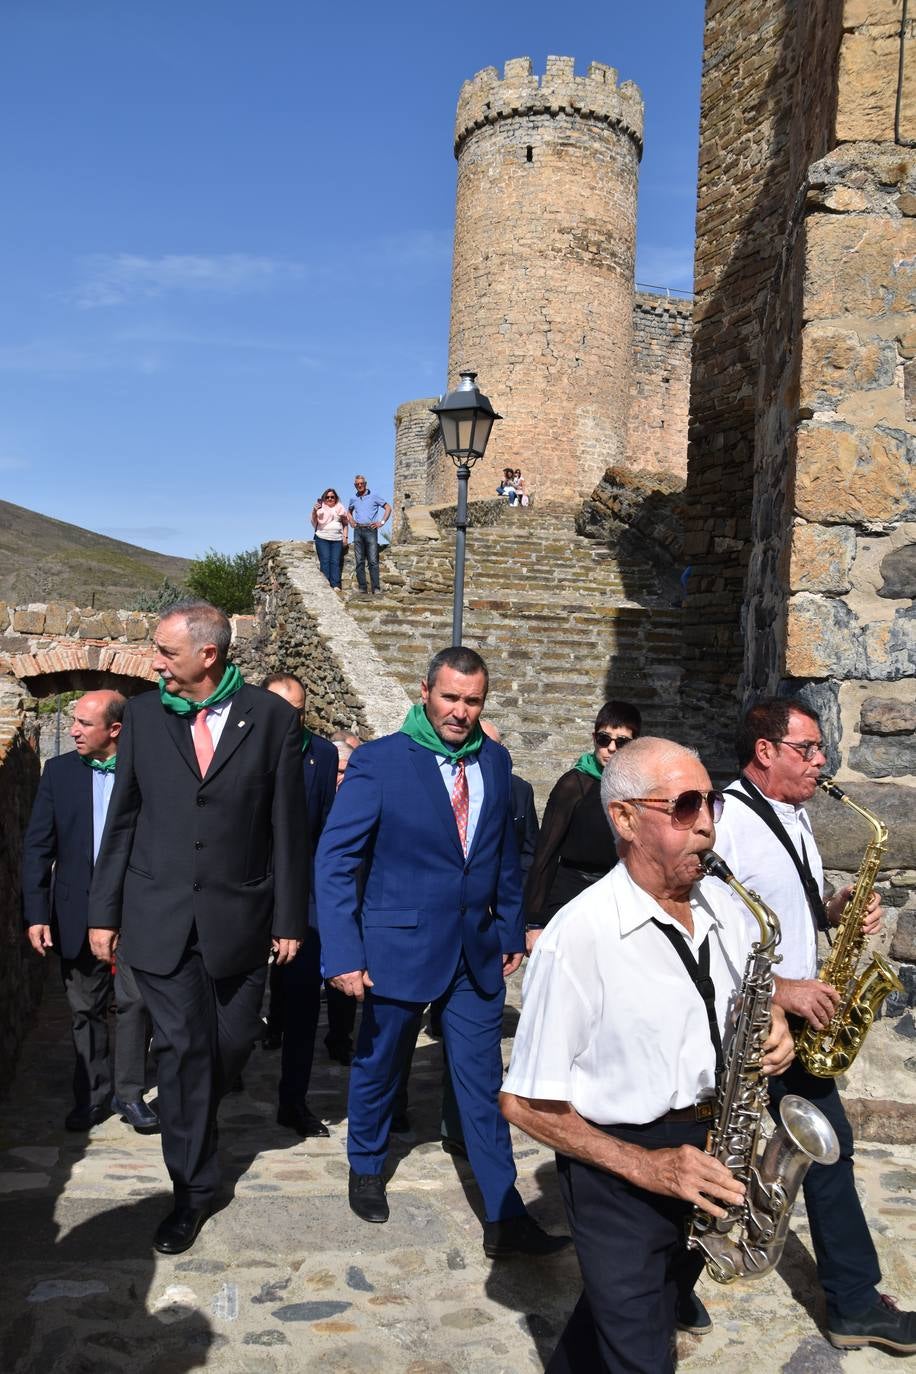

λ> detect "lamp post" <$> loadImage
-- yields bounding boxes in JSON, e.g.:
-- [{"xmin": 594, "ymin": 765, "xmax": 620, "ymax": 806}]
[{"xmin": 431, "ymin": 371, "xmax": 501, "ymax": 646}]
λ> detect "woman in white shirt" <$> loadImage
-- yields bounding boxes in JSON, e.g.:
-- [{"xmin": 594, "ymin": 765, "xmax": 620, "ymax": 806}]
[{"xmin": 311, "ymin": 488, "xmax": 349, "ymax": 589}]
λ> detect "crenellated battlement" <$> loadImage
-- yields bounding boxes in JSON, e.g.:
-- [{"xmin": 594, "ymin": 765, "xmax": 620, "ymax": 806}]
[{"xmin": 454, "ymin": 56, "xmax": 644, "ymax": 157}]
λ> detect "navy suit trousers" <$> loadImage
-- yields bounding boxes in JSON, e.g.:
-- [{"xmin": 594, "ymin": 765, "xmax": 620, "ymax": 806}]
[{"xmin": 347, "ymin": 958, "xmax": 524, "ymax": 1222}]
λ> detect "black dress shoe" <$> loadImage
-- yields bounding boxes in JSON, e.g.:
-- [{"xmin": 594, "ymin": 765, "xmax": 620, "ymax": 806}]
[
  {"xmin": 112, "ymin": 1096, "xmax": 160, "ymax": 1134},
  {"xmin": 276, "ymin": 1103, "xmax": 330, "ymax": 1138},
  {"xmin": 483, "ymin": 1214, "xmax": 572, "ymax": 1259},
  {"xmin": 675, "ymin": 1291, "xmax": 712, "ymax": 1334},
  {"xmin": 828, "ymin": 1295, "xmax": 916, "ymax": 1352},
  {"xmin": 348, "ymin": 1169, "xmax": 389, "ymax": 1223},
  {"xmin": 440, "ymin": 1135, "xmax": 468, "ymax": 1160},
  {"xmin": 64, "ymin": 1102, "xmax": 111, "ymax": 1132},
  {"xmin": 153, "ymin": 1205, "xmax": 210, "ymax": 1255}
]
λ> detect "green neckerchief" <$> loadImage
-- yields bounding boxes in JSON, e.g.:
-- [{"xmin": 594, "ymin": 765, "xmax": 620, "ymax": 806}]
[
  {"xmin": 574, "ymin": 750, "xmax": 603, "ymax": 781},
  {"xmin": 83, "ymin": 755, "xmax": 117, "ymax": 773},
  {"xmin": 159, "ymin": 662, "xmax": 244, "ymax": 717},
  {"xmin": 301, "ymin": 727, "xmax": 313, "ymax": 752},
  {"xmin": 399, "ymin": 702, "xmax": 485, "ymax": 764}
]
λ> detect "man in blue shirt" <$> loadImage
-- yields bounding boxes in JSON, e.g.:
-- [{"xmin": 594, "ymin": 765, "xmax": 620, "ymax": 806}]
[{"xmin": 347, "ymin": 474, "xmax": 391, "ymax": 594}]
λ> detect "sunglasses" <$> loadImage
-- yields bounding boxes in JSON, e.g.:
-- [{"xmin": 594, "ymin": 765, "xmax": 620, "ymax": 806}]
[
  {"xmin": 323, "ymin": 493, "xmax": 337, "ymax": 501},
  {"xmin": 624, "ymin": 789, "xmax": 725, "ymax": 827},
  {"xmin": 595, "ymin": 732, "xmax": 631, "ymax": 749}
]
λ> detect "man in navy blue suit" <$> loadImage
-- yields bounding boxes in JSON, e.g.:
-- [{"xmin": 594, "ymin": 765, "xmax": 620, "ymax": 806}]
[
  {"xmin": 263, "ymin": 672, "xmax": 338, "ymax": 1138},
  {"xmin": 22, "ymin": 690, "xmax": 156, "ymax": 1134},
  {"xmin": 317, "ymin": 645, "xmax": 569, "ymax": 1257}
]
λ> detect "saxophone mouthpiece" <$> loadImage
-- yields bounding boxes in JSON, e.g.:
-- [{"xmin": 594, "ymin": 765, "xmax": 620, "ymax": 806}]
[
  {"xmin": 701, "ymin": 850, "xmax": 734, "ymax": 884},
  {"xmin": 819, "ymin": 776, "xmax": 845, "ymax": 801}
]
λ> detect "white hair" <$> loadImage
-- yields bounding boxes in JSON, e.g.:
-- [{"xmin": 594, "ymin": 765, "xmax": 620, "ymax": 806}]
[{"xmin": 600, "ymin": 736, "xmax": 700, "ymax": 839}]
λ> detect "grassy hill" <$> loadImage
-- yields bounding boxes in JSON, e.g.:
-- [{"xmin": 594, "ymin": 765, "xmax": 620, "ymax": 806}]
[{"xmin": 0, "ymin": 500, "xmax": 191, "ymax": 608}]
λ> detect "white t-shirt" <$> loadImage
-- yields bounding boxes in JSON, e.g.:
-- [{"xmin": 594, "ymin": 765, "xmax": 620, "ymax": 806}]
[
  {"xmin": 502, "ymin": 863, "xmax": 750, "ymax": 1126},
  {"xmin": 714, "ymin": 780, "xmax": 822, "ymax": 980}
]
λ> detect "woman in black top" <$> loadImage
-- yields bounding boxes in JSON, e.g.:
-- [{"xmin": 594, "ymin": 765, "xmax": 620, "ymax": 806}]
[{"xmin": 523, "ymin": 700, "xmax": 641, "ymax": 952}]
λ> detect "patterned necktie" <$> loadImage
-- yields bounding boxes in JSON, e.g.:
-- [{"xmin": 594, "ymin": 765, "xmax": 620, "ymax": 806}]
[
  {"xmin": 451, "ymin": 759, "xmax": 469, "ymax": 855},
  {"xmin": 193, "ymin": 707, "xmax": 215, "ymax": 777}
]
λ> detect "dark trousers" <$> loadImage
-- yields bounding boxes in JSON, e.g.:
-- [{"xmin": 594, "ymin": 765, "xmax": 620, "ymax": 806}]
[
  {"xmin": 60, "ymin": 938, "xmax": 150, "ymax": 1109},
  {"xmin": 133, "ymin": 947, "xmax": 266, "ymax": 1208},
  {"xmin": 347, "ymin": 959, "xmax": 524, "ymax": 1222},
  {"xmin": 325, "ymin": 983, "xmax": 357, "ymax": 1052},
  {"xmin": 315, "ymin": 537, "xmax": 344, "ymax": 588},
  {"xmin": 548, "ymin": 1118, "xmax": 707, "ymax": 1374},
  {"xmin": 352, "ymin": 525, "xmax": 380, "ymax": 592},
  {"xmin": 768, "ymin": 1060, "xmax": 880, "ymax": 1318},
  {"xmin": 277, "ymin": 928, "xmax": 322, "ymax": 1106}
]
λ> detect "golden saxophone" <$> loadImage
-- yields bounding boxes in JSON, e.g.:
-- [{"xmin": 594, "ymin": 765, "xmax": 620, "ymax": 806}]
[
  {"xmin": 795, "ymin": 779, "xmax": 903, "ymax": 1078},
  {"xmin": 688, "ymin": 851, "xmax": 839, "ymax": 1284}
]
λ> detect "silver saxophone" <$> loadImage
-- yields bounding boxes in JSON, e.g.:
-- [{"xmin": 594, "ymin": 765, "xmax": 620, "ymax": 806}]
[{"xmin": 687, "ymin": 850, "xmax": 840, "ymax": 1284}]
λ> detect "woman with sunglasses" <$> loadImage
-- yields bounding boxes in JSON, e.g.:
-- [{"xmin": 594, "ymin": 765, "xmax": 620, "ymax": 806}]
[
  {"xmin": 311, "ymin": 488, "xmax": 350, "ymax": 589},
  {"xmin": 523, "ymin": 700, "xmax": 641, "ymax": 952}
]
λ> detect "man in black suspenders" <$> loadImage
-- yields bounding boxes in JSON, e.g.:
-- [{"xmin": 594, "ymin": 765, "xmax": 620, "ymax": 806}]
[{"xmin": 715, "ymin": 697, "xmax": 915, "ymax": 1355}]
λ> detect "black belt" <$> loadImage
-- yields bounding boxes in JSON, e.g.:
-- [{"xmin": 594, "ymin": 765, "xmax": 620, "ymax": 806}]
[{"xmin": 588, "ymin": 1101, "xmax": 716, "ymax": 1133}]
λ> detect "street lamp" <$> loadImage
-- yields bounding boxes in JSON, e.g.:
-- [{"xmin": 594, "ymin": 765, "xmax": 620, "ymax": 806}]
[{"xmin": 431, "ymin": 371, "xmax": 501, "ymax": 645}]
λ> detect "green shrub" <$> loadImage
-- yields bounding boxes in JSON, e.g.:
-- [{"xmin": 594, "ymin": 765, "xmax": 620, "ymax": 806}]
[
  {"xmin": 130, "ymin": 577, "xmax": 188, "ymax": 614},
  {"xmin": 185, "ymin": 549, "xmax": 259, "ymax": 615}
]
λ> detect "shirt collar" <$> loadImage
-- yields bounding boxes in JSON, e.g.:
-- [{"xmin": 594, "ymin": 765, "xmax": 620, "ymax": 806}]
[{"xmin": 616, "ymin": 863, "xmax": 723, "ymax": 946}]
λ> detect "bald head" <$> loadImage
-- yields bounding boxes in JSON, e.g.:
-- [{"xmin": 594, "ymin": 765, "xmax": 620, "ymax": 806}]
[{"xmin": 70, "ymin": 690, "xmax": 126, "ymax": 760}]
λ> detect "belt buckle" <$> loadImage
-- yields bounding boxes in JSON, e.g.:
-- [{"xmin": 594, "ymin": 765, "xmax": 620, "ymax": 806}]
[{"xmin": 695, "ymin": 1100, "xmax": 715, "ymax": 1122}]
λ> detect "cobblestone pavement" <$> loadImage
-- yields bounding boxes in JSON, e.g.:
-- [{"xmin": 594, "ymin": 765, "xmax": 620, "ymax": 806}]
[{"xmin": 0, "ymin": 976, "xmax": 913, "ymax": 1373}]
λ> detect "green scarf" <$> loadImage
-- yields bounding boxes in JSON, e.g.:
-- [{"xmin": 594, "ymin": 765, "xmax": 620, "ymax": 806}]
[
  {"xmin": 574, "ymin": 751, "xmax": 604, "ymax": 781},
  {"xmin": 301, "ymin": 727, "xmax": 313, "ymax": 752},
  {"xmin": 159, "ymin": 662, "xmax": 244, "ymax": 716},
  {"xmin": 399, "ymin": 702, "xmax": 485, "ymax": 764},
  {"xmin": 84, "ymin": 755, "xmax": 117, "ymax": 773}
]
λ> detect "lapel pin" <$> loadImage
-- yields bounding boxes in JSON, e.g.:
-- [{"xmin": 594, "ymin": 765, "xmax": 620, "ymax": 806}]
[{"xmin": 238, "ymin": 720, "xmax": 246, "ymax": 727}]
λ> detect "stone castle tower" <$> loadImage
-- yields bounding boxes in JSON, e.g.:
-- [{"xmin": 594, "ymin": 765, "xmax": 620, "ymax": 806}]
[{"xmin": 391, "ymin": 57, "xmax": 692, "ymax": 526}]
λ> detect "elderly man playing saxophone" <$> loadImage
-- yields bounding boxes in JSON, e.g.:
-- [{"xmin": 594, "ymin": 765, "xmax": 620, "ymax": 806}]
[{"xmin": 500, "ymin": 737, "xmax": 794, "ymax": 1374}]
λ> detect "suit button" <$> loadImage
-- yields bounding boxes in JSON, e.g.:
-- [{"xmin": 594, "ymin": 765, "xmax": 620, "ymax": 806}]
[
  {"xmin": 194, "ymin": 841, "xmax": 204, "ymax": 850},
  {"xmin": 460, "ymin": 905, "xmax": 467, "ymax": 915},
  {"xmin": 193, "ymin": 882, "xmax": 202, "ymax": 892},
  {"xmin": 196, "ymin": 796, "xmax": 206, "ymax": 807}
]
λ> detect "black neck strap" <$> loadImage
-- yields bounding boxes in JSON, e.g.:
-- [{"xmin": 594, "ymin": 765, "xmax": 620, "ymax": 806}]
[
  {"xmin": 652, "ymin": 918, "xmax": 725, "ymax": 1080},
  {"xmin": 726, "ymin": 776, "xmax": 829, "ymax": 932}
]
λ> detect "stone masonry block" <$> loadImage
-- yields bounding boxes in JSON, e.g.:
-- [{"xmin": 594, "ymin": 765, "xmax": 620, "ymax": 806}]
[
  {"xmin": 12, "ymin": 610, "xmax": 45, "ymax": 634},
  {"xmin": 799, "ymin": 327, "xmax": 895, "ymax": 414},
  {"xmin": 805, "ymin": 216, "xmax": 916, "ymax": 322},
  {"xmin": 849, "ymin": 733, "xmax": 916, "ymax": 778},
  {"xmin": 861, "ymin": 697, "xmax": 916, "ymax": 734},
  {"xmin": 42, "ymin": 603, "xmax": 69, "ymax": 635},
  {"xmin": 795, "ymin": 425, "xmax": 914, "ymax": 523},
  {"xmin": 788, "ymin": 523, "xmax": 856, "ymax": 593},
  {"xmin": 836, "ymin": 32, "xmax": 899, "ymax": 142},
  {"xmin": 879, "ymin": 542, "xmax": 916, "ymax": 599},
  {"xmin": 785, "ymin": 593, "xmax": 865, "ymax": 678}
]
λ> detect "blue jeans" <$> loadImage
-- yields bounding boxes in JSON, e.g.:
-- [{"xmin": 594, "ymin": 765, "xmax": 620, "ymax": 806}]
[
  {"xmin": 352, "ymin": 526, "xmax": 380, "ymax": 592},
  {"xmin": 315, "ymin": 536, "xmax": 343, "ymax": 588}
]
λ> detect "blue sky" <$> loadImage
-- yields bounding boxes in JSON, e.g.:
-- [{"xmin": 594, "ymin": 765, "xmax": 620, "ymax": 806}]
[{"xmin": 0, "ymin": 2, "xmax": 702, "ymax": 557}]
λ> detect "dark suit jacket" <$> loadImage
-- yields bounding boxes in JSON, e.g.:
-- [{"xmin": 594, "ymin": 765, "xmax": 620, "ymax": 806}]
[
  {"xmin": 510, "ymin": 773, "xmax": 539, "ymax": 878},
  {"xmin": 89, "ymin": 684, "xmax": 309, "ymax": 980},
  {"xmin": 316, "ymin": 732, "xmax": 524, "ymax": 1003},
  {"xmin": 303, "ymin": 734, "xmax": 337, "ymax": 842},
  {"xmin": 22, "ymin": 751, "xmax": 96, "ymax": 960}
]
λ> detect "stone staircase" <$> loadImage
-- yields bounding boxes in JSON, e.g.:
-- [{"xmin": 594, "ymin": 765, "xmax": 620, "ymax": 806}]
[{"xmin": 337, "ymin": 509, "xmax": 715, "ymax": 808}]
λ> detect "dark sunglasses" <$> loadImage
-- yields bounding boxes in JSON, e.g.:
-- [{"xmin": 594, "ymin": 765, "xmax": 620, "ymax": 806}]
[
  {"xmin": 323, "ymin": 492, "xmax": 337, "ymax": 501},
  {"xmin": 595, "ymin": 731, "xmax": 631, "ymax": 749},
  {"xmin": 624, "ymin": 789, "xmax": 725, "ymax": 828}
]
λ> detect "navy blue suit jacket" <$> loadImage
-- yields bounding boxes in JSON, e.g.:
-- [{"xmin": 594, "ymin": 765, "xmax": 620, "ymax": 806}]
[
  {"xmin": 316, "ymin": 732, "xmax": 524, "ymax": 1002},
  {"xmin": 22, "ymin": 751, "xmax": 96, "ymax": 961},
  {"xmin": 303, "ymin": 734, "xmax": 337, "ymax": 842}
]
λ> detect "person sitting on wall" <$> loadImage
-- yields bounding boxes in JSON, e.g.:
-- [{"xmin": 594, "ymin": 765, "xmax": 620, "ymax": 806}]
[{"xmin": 496, "ymin": 467, "xmax": 518, "ymax": 504}]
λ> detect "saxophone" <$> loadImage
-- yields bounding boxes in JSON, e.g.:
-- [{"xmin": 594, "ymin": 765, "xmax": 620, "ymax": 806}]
[
  {"xmin": 687, "ymin": 850, "xmax": 839, "ymax": 1284},
  {"xmin": 795, "ymin": 780, "xmax": 903, "ymax": 1078}
]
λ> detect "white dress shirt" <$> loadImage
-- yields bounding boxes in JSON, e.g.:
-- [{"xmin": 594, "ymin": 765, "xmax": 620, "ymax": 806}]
[
  {"xmin": 502, "ymin": 863, "xmax": 750, "ymax": 1126},
  {"xmin": 714, "ymin": 780, "xmax": 823, "ymax": 980},
  {"xmin": 435, "ymin": 752, "xmax": 484, "ymax": 851}
]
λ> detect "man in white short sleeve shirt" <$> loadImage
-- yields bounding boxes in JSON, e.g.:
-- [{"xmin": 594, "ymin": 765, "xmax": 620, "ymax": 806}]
[{"xmin": 501, "ymin": 737, "xmax": 794, "ymax": 1374}]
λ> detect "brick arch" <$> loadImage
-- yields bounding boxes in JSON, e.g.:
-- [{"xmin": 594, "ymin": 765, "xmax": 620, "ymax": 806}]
[{"xmin": 7, "ymin": 646, "xmax": 157, "ymax": 700}]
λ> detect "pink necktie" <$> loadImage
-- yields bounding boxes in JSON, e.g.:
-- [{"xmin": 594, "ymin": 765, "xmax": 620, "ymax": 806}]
[
  {"xmin": 451, "ymin": 759, "xmax": 469, "ymax": 855},
  {"xmin": 193, "ymin": 707, "xmax": 214, "ymax": 777}
]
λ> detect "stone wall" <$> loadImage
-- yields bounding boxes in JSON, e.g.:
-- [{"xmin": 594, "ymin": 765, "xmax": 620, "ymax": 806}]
[
  {"xmin": 627, "ymin": 292, "xmax": 693, "ymax": 480},
  {"xmin": 0, "ymin": 703, "xmax": 42, "ymax": 1095},
  {"xmin": 392, "ymin": 399, "xmax": 440, "ymax": 541},
  {"xmin": 255, "ymin": 542, "xmax": 410, "ymax": 739}
]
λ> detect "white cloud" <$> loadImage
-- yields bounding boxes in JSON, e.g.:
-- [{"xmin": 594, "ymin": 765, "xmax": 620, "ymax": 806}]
[{"xmin": 74, "ymin": 253, "xmax": 306, "ymax": 308}]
